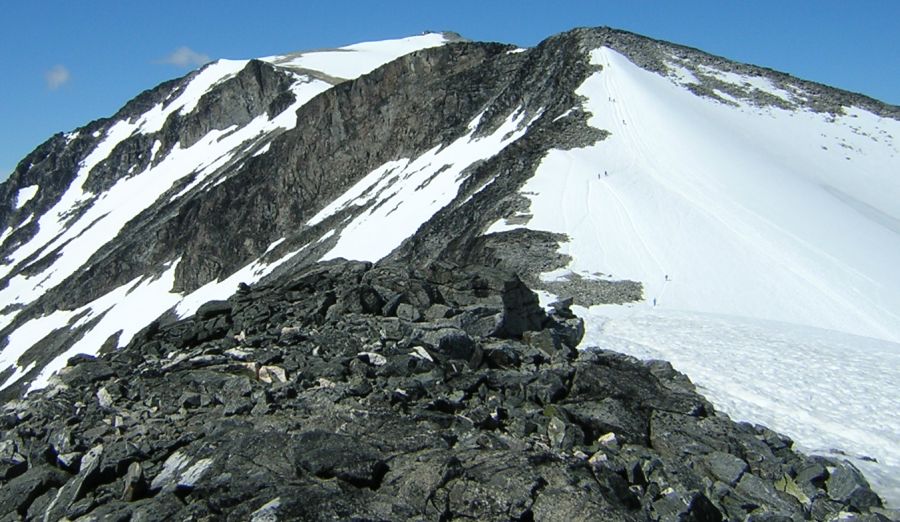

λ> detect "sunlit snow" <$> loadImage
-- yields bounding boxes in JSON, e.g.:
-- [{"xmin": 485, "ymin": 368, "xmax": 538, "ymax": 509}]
[
  {"xmin": 175, "ymin": 241, "xmax": 308, "ymax": 319},
  {"xmin": 664, "ymin": 62, "xmax": 699, "ymax": 85},
  {"xmin": 264, "ymin": 33, "xmax": 449, "ymax": 80},
  {"xmin": 0, "ymin": 33, "xmax": 458, "ymax": 397},
  {"xmin": 14, "ymin": 185, "xmax": 39, "ymax": 209},
  {"xmin": 0, "ymin": 261, "xmax": 182, "ymax": 392},
  {"xmin": 0, "ymin": 73, "xmax": 332, "ymax": 312},
  {"xmin": 488, "ymin": 47, "xmax": 900, "ymax": 343},
  {"xmin": 320, "ymin": 108, "xmax": 541, "ymax": 262},
  {"xmin": 577, "ymin": 306, "xmax": 900, "ymax": 506},
  {"xmin": 135, "ymin": 59, "xmax": 250, "ymax": 135},
  {"xmin": 490, "ymin": 46, "xmax": 900, "ymax": 504},
  {"xmin": 696, "ymin": 64, "xmax": 797, "ymax": 103}
]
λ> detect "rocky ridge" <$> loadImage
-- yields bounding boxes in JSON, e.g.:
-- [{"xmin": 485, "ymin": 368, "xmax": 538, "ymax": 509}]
[
  {"xmin": 0, "ymin": 260, "xmax": 891, "ymax": 521},
  {"xmin": 3, "ymin": 27, "xmax": 898, "ymax": 398}
]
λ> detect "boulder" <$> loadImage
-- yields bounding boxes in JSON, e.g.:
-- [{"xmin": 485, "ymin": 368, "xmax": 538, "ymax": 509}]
[
  {"xmin": 196, "ymin": 300, "xmax": 233, "ymax": 320},
  {"xmin": 827, "ymin": 462, "xmax": 882, "ymax": 511}
]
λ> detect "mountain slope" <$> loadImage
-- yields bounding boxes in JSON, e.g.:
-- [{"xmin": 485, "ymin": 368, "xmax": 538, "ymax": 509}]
[
  {"xmin": 485, "ymin": 45, "xmax": 900, "ymax": 341},
  {"xmin": 0, "ymin": 27, "xmax": 898, "ymax": 509},
  {"xmin": 0, "ymin": 33, "xmax": 460, "ymax": 394}
]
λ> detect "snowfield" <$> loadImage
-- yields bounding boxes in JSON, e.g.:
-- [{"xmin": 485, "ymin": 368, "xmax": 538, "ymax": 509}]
[
  {"xmin": 495, "ymin": 47, "xmax": 900, "ymax": 505},
  {"xmin": 489, "ymin": 47, "xmax": 900, "ymax": 344},
  {"xmin": 575, "ymin": 304, "xmax": 900, "ymax": 507}
]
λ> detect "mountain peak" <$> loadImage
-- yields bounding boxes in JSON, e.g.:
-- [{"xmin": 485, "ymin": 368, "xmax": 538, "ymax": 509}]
[{"xmin": 1, "ymin": 27, "xmax": 898, "ymax": 510}]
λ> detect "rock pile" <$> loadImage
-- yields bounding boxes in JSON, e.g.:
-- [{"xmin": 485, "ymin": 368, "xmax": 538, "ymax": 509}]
[{"xmin": 0, "ymin": 260, "xmax": 890, "ymax": 520}]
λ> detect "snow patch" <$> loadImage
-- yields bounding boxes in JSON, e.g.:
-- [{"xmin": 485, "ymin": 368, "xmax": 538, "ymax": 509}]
[
  {"xmin": 29, "ymin": 262, "xmax": 182, "ymax": 392},
  {"xmin": 552, "ymin": 108, "xmax": 576, "ymax": 122},
  {"xmin": 306, "ymin": 159, "xmax": 409, "ymax": 226},
  {"xmin": 712, "ymin": 89, "xmax": 740, "ymax": 104},
  {"xmin": 252, "ymin": 143, "xmax": 271, "ymax": 157},
  {"xmin": 696, "ymin": 64, "xmax": 796, "ymax": 103},
  {"xmin": 264, "ymin": 237, "xmax": 286, "ymax": 254},
  {"xmin": 135, "ymin": 59, "xmax": 249, "ymax": 135},
  {"xmin": 149, "ymin": 140, "xmax": 162, "ymax": 162},
  {"xmin": 665, "ymin": 62, "xmax": 699, "ymax": 85},
  {"xmin": 175, "ymin": 243, "xmax": 307, "ymax": 318},
  {"xmin": 320, "ymin": 108, "xmax": 541, "ymax": 262},
  {"xmin": 263, "ymin": 33, "xmax": 448, "ymax": 80},
  {"xmin": 317, "ymin": 229, "xmax": 335, "ymax": 243},
  {"xmin": 14, "ymin": 185, "xmax": 39, "ymax": 208},
  {"xmin": 0, "ymin": 309, "xmax": 77, "ymax": 391},
  {"xmin": 0, "ymin": 261, "xmax": 182, "ymax": 393}
]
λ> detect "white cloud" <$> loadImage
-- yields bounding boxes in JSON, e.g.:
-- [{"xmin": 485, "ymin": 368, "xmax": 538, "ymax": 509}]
[
  {"xmin": 160, "ymin": 46, "xmax": 210, "ymax": 68},
  {"xmin": 45, "ymin": 65, "xmax": 70, "ymax": 90}
]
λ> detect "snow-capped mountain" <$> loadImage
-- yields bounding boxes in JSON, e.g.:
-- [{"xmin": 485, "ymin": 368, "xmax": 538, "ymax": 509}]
[{"xmin": 1, "ymin": 27, "xmax": 898, "ymax": 511}]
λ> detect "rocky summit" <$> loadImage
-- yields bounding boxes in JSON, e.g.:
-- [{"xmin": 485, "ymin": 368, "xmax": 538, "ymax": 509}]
[
  {"xmin": 1, "ymin": 24, "xmax": 899, "ymax": 521},
  {"xmin": 0, "ymin": 260, "xmax": 891, "ymax": 521}
]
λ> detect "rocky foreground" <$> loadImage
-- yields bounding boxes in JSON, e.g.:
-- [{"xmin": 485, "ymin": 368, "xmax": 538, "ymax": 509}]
[{"xmin": 0, "ymin": 260, "xmax": 891, "ymax": 521}]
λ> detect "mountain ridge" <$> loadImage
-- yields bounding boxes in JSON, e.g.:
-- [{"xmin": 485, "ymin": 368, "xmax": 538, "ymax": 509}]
[{"xmin": 1, "ymin": 26, "xmax": 899, "ymax": 515}]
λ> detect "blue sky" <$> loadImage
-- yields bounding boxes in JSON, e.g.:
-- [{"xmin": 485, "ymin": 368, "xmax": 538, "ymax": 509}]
[{"xmin": 2, "ymin": 1, "xmax": 898, "ymax": 179}]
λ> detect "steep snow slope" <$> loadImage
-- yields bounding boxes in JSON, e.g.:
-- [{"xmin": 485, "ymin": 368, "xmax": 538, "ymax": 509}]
[
  {"xmin": 489, "ymin": 47, "xmax": 900, "ymax": 343},
  {"xmin": 490, "ymin": 47, "xmax": 900, "ymax": 503}
]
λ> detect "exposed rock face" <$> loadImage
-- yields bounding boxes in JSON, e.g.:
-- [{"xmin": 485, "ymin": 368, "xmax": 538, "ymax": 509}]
[
  {"xmin": 2, "ymin": 26, "xmax": 897, "ymax": 398},
  {"xmin": 1, "ymin": 26, "xmax": 899, "ymax": 520},
  {"xmin": 0, "ymin": 260, "xmax": 888, "ymax": 520}
]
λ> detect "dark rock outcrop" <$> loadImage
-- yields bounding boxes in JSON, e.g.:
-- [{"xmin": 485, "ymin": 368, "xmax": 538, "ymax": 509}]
[{"xmin": 0, "ymin": 260, "xmax": 887, "ymax": 520}]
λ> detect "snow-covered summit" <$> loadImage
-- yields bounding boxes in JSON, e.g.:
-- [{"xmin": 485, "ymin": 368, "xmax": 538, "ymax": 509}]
[{"xmin": 262, "ymin": 32, "xmax": 459, "ymax": 80}]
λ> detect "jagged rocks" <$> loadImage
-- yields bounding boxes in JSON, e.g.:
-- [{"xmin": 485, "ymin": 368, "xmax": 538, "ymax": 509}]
[
  {"xmin": 0, "ymin": 260, "xmax": 889, "ymax": 520},
  {"xmin": 827, "ymin": 463, "xmax": 884, "ymax": 512}
]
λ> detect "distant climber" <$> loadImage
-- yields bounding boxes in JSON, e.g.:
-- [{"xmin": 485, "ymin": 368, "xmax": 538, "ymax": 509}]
[{"xmin": 652, "ymin": 298, "xmax": 657, "ymax": 306}]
